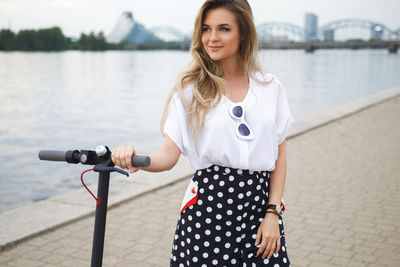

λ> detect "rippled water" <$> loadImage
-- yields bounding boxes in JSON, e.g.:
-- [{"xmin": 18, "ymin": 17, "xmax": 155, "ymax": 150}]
[{"xmin": 0, "ymin": 49, "xmax": 399, "ymax": 213}]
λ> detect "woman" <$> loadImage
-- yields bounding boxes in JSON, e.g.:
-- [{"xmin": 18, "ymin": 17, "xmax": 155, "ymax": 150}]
[{"xmin": 112, "ymin": 0, "xmax": 294, "ymax": 266}]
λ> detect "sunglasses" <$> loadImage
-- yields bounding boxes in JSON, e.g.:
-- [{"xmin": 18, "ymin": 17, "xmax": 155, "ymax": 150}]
[{"xmin": 228, "ymin": 103, "xmax": 254, "ymax": 140}]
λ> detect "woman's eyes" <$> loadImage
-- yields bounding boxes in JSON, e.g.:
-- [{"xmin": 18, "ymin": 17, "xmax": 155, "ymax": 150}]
[{"xmin": 202, "ymin": 27, "xmax": 231, "ymax": 32}]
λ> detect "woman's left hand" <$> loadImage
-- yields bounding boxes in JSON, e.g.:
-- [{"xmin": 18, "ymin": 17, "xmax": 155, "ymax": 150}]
[{"xmin": 255, "ymin": 213, "xmax": 281, "ymax": 259}]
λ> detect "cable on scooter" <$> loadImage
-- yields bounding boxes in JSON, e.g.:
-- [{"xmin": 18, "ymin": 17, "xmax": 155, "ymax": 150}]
[{"xmin": 81, "ymin": 168, "xmax": 100, "ymax": 206}]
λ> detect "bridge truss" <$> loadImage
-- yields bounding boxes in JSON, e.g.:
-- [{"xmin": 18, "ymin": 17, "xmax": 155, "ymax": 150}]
[
  {"xmin": 149, "ymin": 26, "xmax": 188, "ymax": 42},
  {"xmin": 319, "ymin": 19, "xmax": 397, "ymax": 41},
  {"xmin": 256, "ymin": 22, "xmax": 308, "ymax": 42},
  {"xmin": 256, "ymin": 19, "xmax": 398, "ymax": 42}
]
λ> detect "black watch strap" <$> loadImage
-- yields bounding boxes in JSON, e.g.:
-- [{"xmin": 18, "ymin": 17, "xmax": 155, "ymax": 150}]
[{"xmin": 266, "ymin": 204, "xmax": 278, "ymax": 210}]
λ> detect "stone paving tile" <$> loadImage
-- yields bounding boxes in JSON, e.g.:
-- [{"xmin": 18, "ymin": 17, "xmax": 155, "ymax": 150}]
[
  {"xmin": 1, "ymin": 96, "xmax": 399, "ymax": 266},
  {"xmin": 5, "ymin": 258, "xmax": 43, "ymax": 267}
]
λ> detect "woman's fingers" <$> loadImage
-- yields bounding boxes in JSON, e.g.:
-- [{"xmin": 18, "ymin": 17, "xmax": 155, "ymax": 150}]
[
  {"xmin": 123, "ymin": 146, "xmax": 135, "ymax": 170},
  {"xmin": 111, "ymin": 147, "xmax": 121, "ymax": 167},
  {"xmin": 111, "ymin": 146, "xmax": 136, "ymax": 170},
  {"xmin": 257, "ymin": 232, "xmax": 280, "ymax": 259},
  {"xmin": 255, "ymin": 228, "xmax": 262, "ymax": 246},
  {"xmin": 262, "ymin": 238, "xmax": 273, "ymax": 259},
  {"xmin": 261, "ymin": 238, "xmax": 280, "ymax": 259},
  {"xmin": 256, "ymin": 238, "xmax": 267, "ymax": 257},
  {"xmin": 129, "ymin": 167, "xmax": 139, "ymax": 173},
  {"xmin": 275, "ymin": 238, "xmax": 281, "ymax": 254},
  {"xmin": 266, "ymin": 240, "xmax": 276, "ymax": 259}
]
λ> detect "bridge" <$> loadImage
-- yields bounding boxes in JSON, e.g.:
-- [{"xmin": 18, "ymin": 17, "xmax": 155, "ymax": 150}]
[
  {"xmin": 257, "ymin": 22, "xmax": 307, "ymax": 42},
  {"xmin": 149, "ymin": 18, "xmax": 399, "ymax": 53},
  {"xmin": 256, "ymin": 19, "xmax": 399, "ymax": 53},
  {"xmin": 318, "ymin": 19, "xmax": 397, "ymax": 41},
  {"xmin": 149, "ymin": 26, "xmax": 189, "ymax": 43},
  {"xmin": 256, "ymin": 19, "xmax": 398, "ymax": 42}
]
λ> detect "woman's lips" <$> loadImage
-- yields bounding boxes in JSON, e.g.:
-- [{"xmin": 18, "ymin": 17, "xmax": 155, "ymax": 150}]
[{"xmin": 209, "ymin": 46, "xmax": 223, "ymax": 52}]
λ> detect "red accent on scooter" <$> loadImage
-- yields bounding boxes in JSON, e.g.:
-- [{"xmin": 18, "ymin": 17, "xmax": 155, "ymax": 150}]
[{"xmin": 81, "ymin": 168, "xmax": 101, "ymax": 206}]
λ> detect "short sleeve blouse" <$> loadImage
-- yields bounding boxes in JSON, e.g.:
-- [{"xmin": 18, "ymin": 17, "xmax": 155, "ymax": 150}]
[{"xmin": 163, "ymin": 71, "xmax": 295, "ymax": 172}]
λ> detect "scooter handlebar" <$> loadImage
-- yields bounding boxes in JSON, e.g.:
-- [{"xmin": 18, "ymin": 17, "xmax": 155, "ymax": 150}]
[
  {"xmin": 39, "ymin": 150, "xmax": 67, "ymax": 161},
  {"xmin": 38, "ymin": 150, "xmax": 150, "ymax": 167},
  {"xmin": 131, "ymin": 155, "xmax": 151, "ymax": 167}
]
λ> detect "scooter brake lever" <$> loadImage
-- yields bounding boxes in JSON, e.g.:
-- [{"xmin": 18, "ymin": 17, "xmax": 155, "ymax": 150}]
[
  {"xmin": 93, "ymin": 165, "xmax": 129, "ymax": 177},
  {"xmin": 112, "ymin": 167, "xmax": 129, "ymax": 177}
]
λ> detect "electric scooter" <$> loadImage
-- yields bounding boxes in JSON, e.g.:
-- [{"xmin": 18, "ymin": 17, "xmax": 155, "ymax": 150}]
[{"xmin": 38, "ymin": 145, "xmax": 150, "ymax": 267}]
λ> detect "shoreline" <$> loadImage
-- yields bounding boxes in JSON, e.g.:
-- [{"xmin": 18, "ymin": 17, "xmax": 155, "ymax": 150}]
[{"xmin": 1, "ymin": 85, "xmax": 399, "ymax": 251}]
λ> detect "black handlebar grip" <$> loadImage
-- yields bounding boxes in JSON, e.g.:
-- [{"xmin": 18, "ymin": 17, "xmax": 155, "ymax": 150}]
[
  {"xmin": 131, "ymin": 155, "xmax": 151, "ymax": 167},
  {"xmin": 39, "ymin": 150, "xmax": 66, "ymax": 161}
]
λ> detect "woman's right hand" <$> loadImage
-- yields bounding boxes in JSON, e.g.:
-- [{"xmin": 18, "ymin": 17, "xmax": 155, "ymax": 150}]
[{"xmin": 111, "ymin": 145, "xmax": 140, "ymax": 173}]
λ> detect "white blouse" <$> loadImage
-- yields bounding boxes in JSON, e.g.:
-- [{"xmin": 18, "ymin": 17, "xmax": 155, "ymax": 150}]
[{"xmin": 163, "ymin": 71, "xmax": 295, "ymax": 172}]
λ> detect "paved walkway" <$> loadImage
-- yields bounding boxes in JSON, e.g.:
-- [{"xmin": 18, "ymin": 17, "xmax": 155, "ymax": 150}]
[{"xmin": 1, "ymin": 95, "xmax": 399, "ymax": 267}]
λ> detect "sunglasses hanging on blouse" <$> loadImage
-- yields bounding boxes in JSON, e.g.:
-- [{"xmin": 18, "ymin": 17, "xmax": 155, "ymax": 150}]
[{"xmin": 229, "ymin": 103, "xmax": 254, "ymax": 140}]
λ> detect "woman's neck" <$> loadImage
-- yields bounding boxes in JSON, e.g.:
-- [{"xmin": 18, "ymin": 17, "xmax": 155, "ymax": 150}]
[
  {"xmin": 217, "ymin": 56, "xmax": 249, "ymax": 102},
  {"xmin": 219, "ymin": 55, "xmax": 243, "ymax": 80}
]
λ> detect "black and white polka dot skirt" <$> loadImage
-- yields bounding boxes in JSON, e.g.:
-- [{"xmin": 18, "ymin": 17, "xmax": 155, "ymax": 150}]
[{"xmin": 170, "ymin": 165, "xmax": 291, "ymax": 267}]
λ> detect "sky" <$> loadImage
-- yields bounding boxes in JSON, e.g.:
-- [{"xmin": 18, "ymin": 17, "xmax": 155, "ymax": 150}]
[{"xmin": 0, "ymin": 0, "xmax": 399, "ymax": 38}]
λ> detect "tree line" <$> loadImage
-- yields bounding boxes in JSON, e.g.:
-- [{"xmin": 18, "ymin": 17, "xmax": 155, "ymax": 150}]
[{"xmin": 0, "ymin": 27, "xmax": 128, "ymax": 51}]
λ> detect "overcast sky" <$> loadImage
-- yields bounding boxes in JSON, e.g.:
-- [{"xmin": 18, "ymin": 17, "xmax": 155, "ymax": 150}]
[{"xmin": 0, "ymin": 0, "xmax": 399, "ymax": 37}]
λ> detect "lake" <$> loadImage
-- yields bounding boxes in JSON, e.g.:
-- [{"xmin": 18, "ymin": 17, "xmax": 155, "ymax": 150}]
[{"xmin": 0, "ymin": 49, "xmax": 399, "ymax": 213}]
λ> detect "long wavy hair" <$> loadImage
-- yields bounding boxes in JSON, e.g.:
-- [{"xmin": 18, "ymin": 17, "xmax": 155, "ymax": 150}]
[{"xmin": 160, "ymin": 0, "xmax": 264, "ymax": 150}]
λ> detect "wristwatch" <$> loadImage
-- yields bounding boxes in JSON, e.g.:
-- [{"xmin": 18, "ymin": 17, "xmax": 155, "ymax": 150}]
[{"xmin": 266, "ymin": 204, "xmax": 282, "ymax": 214}]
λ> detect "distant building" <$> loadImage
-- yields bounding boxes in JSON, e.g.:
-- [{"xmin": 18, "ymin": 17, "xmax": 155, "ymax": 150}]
[
  {"xmin": 107, "ymin": 12, "xmax": 135, "ymax": 43},
  {"xmin": 323, "ymin": 29, "xmax": 335, "ymax": 41},
  {"xmin": 305, "ymin": 13, "xmax": 318, "ymax": 41},
  {"xmin": 107, "ymin": 11, "xmax": 160, "ymax": 44}
]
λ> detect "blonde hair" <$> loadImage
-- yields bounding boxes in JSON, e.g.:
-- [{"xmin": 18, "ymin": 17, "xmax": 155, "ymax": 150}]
[{"xmin": 160, "ymin": 0, "xmax": 264, "ymax": 151}]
